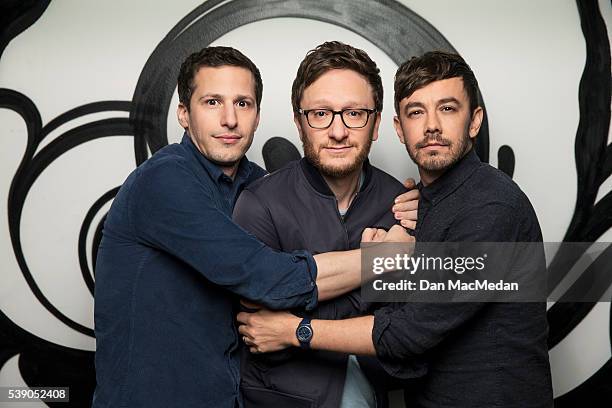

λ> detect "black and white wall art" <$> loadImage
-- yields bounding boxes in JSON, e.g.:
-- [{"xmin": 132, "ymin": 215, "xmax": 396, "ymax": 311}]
[{"xmin": 0, "ymin": 0, "xmax": 610, "ymax": 406}]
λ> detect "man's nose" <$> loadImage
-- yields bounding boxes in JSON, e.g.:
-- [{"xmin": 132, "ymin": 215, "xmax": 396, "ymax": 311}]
[
  {"xmin": 221, "ymin": 104, "xmax": 238, "ymax": 129},
  {"xmin": 328, "ymin": 113, "xmax": 349, "ymax": 141},
  {"xmin": 425, "ymin": 111, "xmax": 441, "ymax": 135}
]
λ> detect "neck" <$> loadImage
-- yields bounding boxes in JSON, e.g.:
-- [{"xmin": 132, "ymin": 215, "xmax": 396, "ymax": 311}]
[
  {"xmin": 219, "ymin": 163, "xmax": 240, "ymax": 180},
  {"xmin": 419, "ymin": 168, "xmax": 445, "ymax": 186},
  {"xmin": 419, "ymin": 147, "xmax": 473, "ymax": 186},
  {"xmin": 321, "ymin": 166, "xmax": 363, "ymax": 211}
]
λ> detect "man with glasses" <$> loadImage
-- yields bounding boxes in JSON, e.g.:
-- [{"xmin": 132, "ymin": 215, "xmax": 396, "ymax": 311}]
[{"xmin": 233, "ymin": 41, "xmax": 417, "ymax": 408}]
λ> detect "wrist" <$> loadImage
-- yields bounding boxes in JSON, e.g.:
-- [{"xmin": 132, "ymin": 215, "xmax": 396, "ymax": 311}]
[{"xmin": 287, "ymin": 315, "xmax": 302, "ymax": 347}]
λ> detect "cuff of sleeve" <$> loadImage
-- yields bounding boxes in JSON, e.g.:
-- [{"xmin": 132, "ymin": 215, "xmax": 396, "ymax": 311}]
[
  {"xmin": 292, "ymin": 250, "xmax": 318, "ymax": 311},
  {"xmin": 372, "ymin": 308, "xmax": 427, "ymax": 380}
]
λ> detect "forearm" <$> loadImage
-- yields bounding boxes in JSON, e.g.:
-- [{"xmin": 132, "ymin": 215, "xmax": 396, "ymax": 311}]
[
  {"xmin": 288, "ymin": 315, "xmax": 376, "ymax": 356},
  {"xmin": 313, "ymin": 250, "xmax": 361, "ymax": 301}
]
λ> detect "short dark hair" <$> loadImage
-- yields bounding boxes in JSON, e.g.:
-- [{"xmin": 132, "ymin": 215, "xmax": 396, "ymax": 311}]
[
  {"xmin": 177, "ymin": 46, "xmax": 263, "ymax": 111},
  {"xmin": 291, "ymin": 41, "xmax": 383, "ymax": 113},
  {"xmin": 394, "ymin": 51, "xmax": 479, "ymax": 114}
]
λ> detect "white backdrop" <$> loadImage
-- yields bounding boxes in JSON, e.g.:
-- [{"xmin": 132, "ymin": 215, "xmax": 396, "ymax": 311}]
[{"xmin": 0, "ymin": 0, "xmax": 610, "ymax": 406}]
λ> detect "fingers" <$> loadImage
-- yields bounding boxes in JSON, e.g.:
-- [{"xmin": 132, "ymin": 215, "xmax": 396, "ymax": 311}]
[
  {"xmin": 393, "ymin": 199, "xmax": 418, "ymax": 213},
  {"xmin": 403, "ymin": 177, "xmax": 417, "ymax": 190},
  {"xmin": 400, "ymin": 219, "xmax": 417, "ymax": 230},
  {"xmin": 394, "ymin": 209, "xmax": 418, "ymax": 221},
  {"xmin": 373, "ymin": 228, "xmax": 387, "ymax": 241},
  {"xmin": 361, "ymin": 227, "xmax": 377, "ymax": 242},
  {"xmin": 236, "ymin": 312, "xmax": 251, "ymax": 325},
  {"xmin": 394, "ymin": 188, "xmax": 420, "ymax": 205}
]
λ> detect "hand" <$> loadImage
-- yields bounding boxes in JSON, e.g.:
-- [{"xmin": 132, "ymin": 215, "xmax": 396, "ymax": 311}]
[
  {"xmin": 383, "ymin": 224, "xmax": 415, "ymax": 243},
  {"xmin": 392, "ymin": 178, "xmax": 419, "ymax": 230},
  {"xmin": 236, "ymin": 309, "xmax": 301, "ymax": 353},
  {"xmin": 361, "ymin": 227, "xmax": 388, "ymax": 243}
]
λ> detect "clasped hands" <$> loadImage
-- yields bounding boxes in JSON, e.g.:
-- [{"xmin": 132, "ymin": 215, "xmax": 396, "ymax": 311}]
[{"xmin": 237, "ymin": 179, "xmax": 419, "ymax": 353}]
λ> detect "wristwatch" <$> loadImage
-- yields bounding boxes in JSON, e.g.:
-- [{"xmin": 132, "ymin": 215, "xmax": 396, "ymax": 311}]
[{"xmin": 295, "ymin": 316, "xmax": 313, "ymax": 349}]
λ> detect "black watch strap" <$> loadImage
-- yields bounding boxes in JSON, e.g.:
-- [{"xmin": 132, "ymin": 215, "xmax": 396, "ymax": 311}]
[{"xmin": 295, "ymin": 316, "xmax": 313, "ymax": 349}]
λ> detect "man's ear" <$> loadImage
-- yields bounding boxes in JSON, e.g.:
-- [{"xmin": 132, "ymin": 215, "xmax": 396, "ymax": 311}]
[
  {"xmin": 393, "ymin": 115, "xmax": 406, "ymax": 145},
  {"xmin": 177, "ymin": 102, "xmax": 190, "ymax": 130},
  {"xmin": 371, "ymin": 112, "xmax": 381, "ymax": 141},
  {"xmin": 469, "ymin": 107, "xmax": 484, "ymax": 139},
  {"xmin": 293, "ymin": 114, "xmax": 305, "ymax": 142}
]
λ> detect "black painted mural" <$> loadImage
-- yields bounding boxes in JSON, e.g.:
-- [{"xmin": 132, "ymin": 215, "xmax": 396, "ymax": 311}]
[{"xmin": 0, "ymin": 0, "xmax": 610, "ymax": 406}]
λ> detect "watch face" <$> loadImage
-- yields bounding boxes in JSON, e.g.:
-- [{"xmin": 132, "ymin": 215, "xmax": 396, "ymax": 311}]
[{"xmin": 297, "ymin": 325, "xmax": 313, "ymax": 342}]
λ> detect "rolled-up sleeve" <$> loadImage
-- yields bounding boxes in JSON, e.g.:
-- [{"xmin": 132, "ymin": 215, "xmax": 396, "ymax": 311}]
[
  {"xmin": 372, "ymin": 202, "xmax": 524, "ymax": 378},
  {"xmin": 129, "ymin": 158, "xmax": 318, "ymax": 310}
]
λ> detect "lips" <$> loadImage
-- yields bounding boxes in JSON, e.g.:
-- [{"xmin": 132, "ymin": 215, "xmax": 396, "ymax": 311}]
[
  {"xmin": 422, "ymin": 143, "xmax": 448, "ymax": 148},
  {"xmin": 324, "ymin": 145, "xmax": 352, "ymax": 153},
  {"xmin": 214, "ymin": 134, "xmax": 241, "ymax": 144}
]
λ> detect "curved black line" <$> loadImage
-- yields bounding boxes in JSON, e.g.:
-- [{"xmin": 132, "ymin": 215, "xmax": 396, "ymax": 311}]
[
  {"xmin": 0, "ymin": 88, "xmax": 43, "ymax": 161},
  {"xmin": 78, "ymin": 188, "xmax": 120, "ymax": 297},
  {"xmin": 9, "ymin": 118, "xmax": 134, "ymax": 337},
  {"xmin": 42, "ymin": 101, "xmax": 132, "ymax": 140},
  {"xmin": 131, "ymin": 0, "xmax": 489, "ymax": 164},
  {"xmin": 546, "ymin": 0, "xmax": 612, "ymax": 348},
  {"xmin": 0, "ymin": 0, "xmax": 50, "ymax": 60}
]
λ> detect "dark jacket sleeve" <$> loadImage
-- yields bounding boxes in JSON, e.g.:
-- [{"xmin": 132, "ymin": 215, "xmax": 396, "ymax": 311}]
[
  {"xmin": 372, "ymin": 202, "xmax": 525, "ymax": 378},
  {"xmin": 233, "ymin": 188, "xmax": 282, "ymax": 249},
  {"xmin": 129, "ymin": 159, "xmax": 318, "ymax": 311}
]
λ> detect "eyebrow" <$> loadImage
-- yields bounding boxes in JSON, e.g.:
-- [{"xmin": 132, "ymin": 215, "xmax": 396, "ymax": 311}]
[
  {"xmin": 403, "ymin": 97, "xmax": 462, "ymax": 112},
  {"xmin": 198, "ymin": 93, "xmax": 255, "ymax": 102},
  {"xmin": 306, "ymin": 99, "xmax": 370, "ymax": 109}
]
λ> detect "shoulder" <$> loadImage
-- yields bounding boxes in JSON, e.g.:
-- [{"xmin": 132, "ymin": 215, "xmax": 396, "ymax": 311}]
[
  {"xmin": 369, "ymin": 164, "xmax": 407, "ymax": 197},
  {"xmin": 456, "ymin": 164, "xmax": 541, "ymax": 241},
  {"xmin": 470, "ymin": 164, "xmax": 532, "ymax": 211},
  {"xmin": 243, "ymin": 159, "xmax": 301, "ymax": 195}
]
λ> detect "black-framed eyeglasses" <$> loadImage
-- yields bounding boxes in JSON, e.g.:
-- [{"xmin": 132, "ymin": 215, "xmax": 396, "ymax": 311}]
[{"xmin": 297, "ymin": 108, "xmax": 377, "ymax": 129}]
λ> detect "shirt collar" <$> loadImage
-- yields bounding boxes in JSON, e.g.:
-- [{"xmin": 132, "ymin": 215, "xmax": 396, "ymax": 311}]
[
  {"xmin": 181, "ymin": 132, "xmax": 252, "ymax": 185},
  {"xmin": 300, "ymin": 157, "xmax": 373, "ymax": 197},
  {"xmin": 418, "ymin": 148, "xmax": 482, "ymax": 206}
]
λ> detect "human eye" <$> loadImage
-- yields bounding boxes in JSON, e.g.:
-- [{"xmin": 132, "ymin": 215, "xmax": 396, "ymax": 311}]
[
  {"xmin": 345, "ymin": 109, "xmax": 365, "ymax": 118},
  {"xmin": 236, "ymin": 99, "xmax": 252, "ymax": 108},
  {"xmin": 407, "ymin": 110, "xmax": 423, "ymax": 118},
  {"xmin": 440, "ymin": 105, "xmax": 456, "ymax": 112},
  {"xmin": 204, "ymin": 98, "xmax": 219, "ymax": 107},
  {"xmin": 312, "ymin": 109, "xmax": 330, "ymax": 117}
]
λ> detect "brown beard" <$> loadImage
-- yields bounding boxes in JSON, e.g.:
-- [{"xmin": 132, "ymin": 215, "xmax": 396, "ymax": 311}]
[
  {"xmin": 302, "ymin": 136, "xmax": 373, "ymax": 178},
  {"xmin": 407, "ymin": 130, "xmax": 471, "ymax": 172}
]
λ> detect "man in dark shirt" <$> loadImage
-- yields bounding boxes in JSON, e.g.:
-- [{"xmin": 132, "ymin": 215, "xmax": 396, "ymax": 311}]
[
  {"xmin": 234, "ymin": 41, "xmax": 416, "ymax": 408},
  {"xmin": 238, "ymin": 51, "xmax": 553, "ymax": 407},
  {"xmin": 93, "ymin": 46, "xmax": 411, "ymax": 408}
]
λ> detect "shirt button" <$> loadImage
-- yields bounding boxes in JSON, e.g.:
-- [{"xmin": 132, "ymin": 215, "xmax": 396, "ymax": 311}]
[{"xmin": 311, "ymin": 281, "xmax": 315, "ymax": 287}]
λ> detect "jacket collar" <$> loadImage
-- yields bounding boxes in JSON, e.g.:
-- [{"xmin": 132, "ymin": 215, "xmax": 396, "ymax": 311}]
[{"xmin": 299, "ymin": 157, "xmax": 373, "ymax": 197}]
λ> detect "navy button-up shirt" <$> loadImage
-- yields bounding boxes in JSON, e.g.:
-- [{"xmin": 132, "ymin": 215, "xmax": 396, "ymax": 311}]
[{"xmin": 93, "ymin": 134, "xmax": 318, "ymax": 408}]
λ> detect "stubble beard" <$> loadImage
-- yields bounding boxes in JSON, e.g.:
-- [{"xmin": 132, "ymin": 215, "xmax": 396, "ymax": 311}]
[
  {"xmin": 302, "ymin": 136, "xmax": 373, "ymax": 179},
  {"xmin": 407, "ymin": 130, "xmax": 472, "ymax": 172}
]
